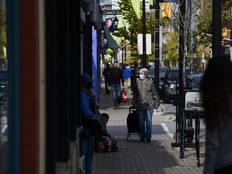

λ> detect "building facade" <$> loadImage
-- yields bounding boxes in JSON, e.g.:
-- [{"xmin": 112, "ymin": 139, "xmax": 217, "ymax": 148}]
[{"xmin": 4, "ymin": 0, "xmax": 102, "ymax": 173}]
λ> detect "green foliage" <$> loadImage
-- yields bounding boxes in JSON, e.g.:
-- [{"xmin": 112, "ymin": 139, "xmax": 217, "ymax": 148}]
[
  {"xmin": 163, "ymin": 32, "xmax": 178, "ymax": 66},
  {"xmin": 195, "ymin": 0, "xmax": 232, "ymax": 46},
  {"xmin": 106, "ymin": 48, "xmax": 120, "ymax": 63},
  {"xmin": 0, "ymin": 1, "xmax": 7, "ymax": 58},
  {"xmin": 116, "ymin": 0, "xmax": 159, "ymax": 65}
]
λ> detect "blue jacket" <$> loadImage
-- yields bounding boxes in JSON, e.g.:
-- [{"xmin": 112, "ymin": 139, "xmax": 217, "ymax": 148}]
[
  {"xmin": 123, "ymin": 68, "xmax": 131, "ymax": 79},
  {"xmin": 80, "ymin": 90, "xmax": 107, "ymax": 136},
  {"xmin": 80, "ymin": 91, "xmax": 95, "ymax": 118}
]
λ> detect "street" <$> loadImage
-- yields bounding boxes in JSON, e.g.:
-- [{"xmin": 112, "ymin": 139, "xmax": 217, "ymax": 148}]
[{"xmin": 103, "ymin": 99, "xmax": 206, "ymax": 144}]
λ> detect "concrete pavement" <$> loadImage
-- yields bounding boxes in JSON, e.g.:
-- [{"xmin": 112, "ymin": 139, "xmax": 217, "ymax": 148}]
[{"xmin": 93, "ymin": 85, "xmax": 205, "ymax": 174}]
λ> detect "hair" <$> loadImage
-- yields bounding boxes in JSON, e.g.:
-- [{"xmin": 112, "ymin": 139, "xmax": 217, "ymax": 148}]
[
  {"xmin": 200, "ymin": 54, "xmax": 232, "ymax": 130},
  {"xmin": 139, "ymin": 68, "xmax": 149, "ymax": 77},
  {"xmin": 106, "ymin": 63, "xmax": 110, "ymax": 68}
]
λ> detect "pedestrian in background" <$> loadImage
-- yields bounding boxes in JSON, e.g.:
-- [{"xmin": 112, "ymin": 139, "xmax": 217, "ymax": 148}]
[
  {"xmin": 108, "ymin": 62, "xmax": 124, "ymax": 109},
  {"xmin": 79, "ymin": 73, "xmax": 96, "ymax": 174},
  {"xmin": 103, "ymin": 63, "xmax": 111, "ymax": 95},
  {"xmin": 200, "ymin": 55, "xmax": 232, "ymax": 174},
  {"xmin": 123, "ymin": 65, "xmax": 132, "ymax": 90},
  {"xmin": 133, "ymin": 68, "xmax": 159, "ymax": 142}
]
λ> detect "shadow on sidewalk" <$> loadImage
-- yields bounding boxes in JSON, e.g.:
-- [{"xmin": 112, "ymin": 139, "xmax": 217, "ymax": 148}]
[{"xmin": 93, "ymin": 137, "xmax": 180, "ymax": 174}]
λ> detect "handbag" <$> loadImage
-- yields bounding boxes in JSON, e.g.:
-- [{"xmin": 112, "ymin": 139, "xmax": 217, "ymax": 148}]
[{"xmin": 121, "ymin": 89, "xmax": 127, "ymax": 103}]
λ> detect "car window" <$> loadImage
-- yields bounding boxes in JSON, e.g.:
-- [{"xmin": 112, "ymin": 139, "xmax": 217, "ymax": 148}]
[
  {"xmin": 149, "ymin": 67, "xmax": 154, "ymax": 76},
  {"xmin": 185, "ymin": 70, "xmax": 192, "ymax": 76},
  {"xmin": 165, "ymin": 69, "xmax": 194, "ymax": 80},
  {"xmin": 168, "ymin": 70, "xmax": 178, "ymax": 79},
  {"xmin": 160, "ymin": 67, "xmax": 168, "ymax": 73},
  {"xmin": 148, "ymin": 66, "xmax": 169, "ymax": 78},
  {"xmin": 192, "ymin": 76, "xmax": 202, "ymax": 89}
]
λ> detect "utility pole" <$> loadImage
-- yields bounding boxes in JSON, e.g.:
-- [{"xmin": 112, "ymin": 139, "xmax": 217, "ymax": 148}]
[
  {"xmin": 212, "ymin": 0, "xmax": 222, "ymax": 57},
  {"xmin": 154, "ymin": 0, "xmax": 160, "ymax": 92},
  {"xmin": 142, "ymin": 0, "xmax": 146, "ymax": 68}
]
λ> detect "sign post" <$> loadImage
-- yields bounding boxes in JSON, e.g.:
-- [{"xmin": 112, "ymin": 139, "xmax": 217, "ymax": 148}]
[{"xmin": 154, "ymin": 0, "xmax": 160, "ymax": 93}]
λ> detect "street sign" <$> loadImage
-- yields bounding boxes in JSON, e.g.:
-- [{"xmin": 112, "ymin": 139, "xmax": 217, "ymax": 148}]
[{"xmin": 137, "ymin": 34, "xmax": 152, "ymax": 55}]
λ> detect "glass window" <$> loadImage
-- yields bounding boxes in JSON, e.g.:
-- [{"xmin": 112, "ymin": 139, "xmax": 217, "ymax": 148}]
[{"xmin": 168, "ymin": 70, "xmax": 179, "ymax": 79}]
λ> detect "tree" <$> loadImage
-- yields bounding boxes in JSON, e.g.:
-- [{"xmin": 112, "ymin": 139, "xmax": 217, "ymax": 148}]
[
  {"xmin": 160, "ymin": 0, "xmax": 232, "ymax": 70},
  {"xmin": 0, "ymin": 0, "xmax": 7, "ymax": 58},
  {"xmin": 115, "ymin": 0, "xmax": 158, "ymax": 66},
  {"xmin": 163, "ymin": 31, "xmax": 179, "ymax": 67}
]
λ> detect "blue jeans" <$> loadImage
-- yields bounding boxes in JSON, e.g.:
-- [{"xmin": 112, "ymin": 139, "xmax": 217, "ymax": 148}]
[
  {"xmin": 138, "ymin": 109, "xmax": 153, "ymax": 139},
  {"xmin": 105, "ymin": 79, "xmax": 110, "ymax": 94},
  {"xmin": 79, "ymin": 131, "xmax": 94, "ymax": 174},
  {"xmin": 111, "ymin": 84, "xmax": 121, "ymax": 107}
]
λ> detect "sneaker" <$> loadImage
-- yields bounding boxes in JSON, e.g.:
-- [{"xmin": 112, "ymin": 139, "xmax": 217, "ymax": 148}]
[{"xmin": 140, "ymin": 138, "xmax": 145, "ymax": 142}]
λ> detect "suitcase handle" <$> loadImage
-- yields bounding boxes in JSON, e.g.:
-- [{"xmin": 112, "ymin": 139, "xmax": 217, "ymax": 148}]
[{"xmin": 129, "ymin": 106, "xmax": 137, "ymax": 113}]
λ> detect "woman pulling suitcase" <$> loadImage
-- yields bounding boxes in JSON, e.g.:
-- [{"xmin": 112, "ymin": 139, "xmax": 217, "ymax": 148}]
[{"xmin": 132, "ymin": 68, "xmax": 159, "ymax": 142}]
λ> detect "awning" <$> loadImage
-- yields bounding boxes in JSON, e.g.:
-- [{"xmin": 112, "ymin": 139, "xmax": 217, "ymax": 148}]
[{"xmin": 104, "ymin": 29, "xmax": 119, "ymax": 49}]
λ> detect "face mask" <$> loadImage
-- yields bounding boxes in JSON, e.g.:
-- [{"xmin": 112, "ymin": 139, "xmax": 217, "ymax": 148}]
[{"xmin": 139, "ymin": 74, "xmax": 145, "ymax": 80}]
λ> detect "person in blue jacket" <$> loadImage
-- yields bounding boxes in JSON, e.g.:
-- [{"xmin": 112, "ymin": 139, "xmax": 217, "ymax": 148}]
[
  {"xmin": 123, "ymin": 65, "xmax": 132, "ymax": 90},
  {"xmin": 80, "ymin": 73, "xmax": 96, "ymax": 174}
]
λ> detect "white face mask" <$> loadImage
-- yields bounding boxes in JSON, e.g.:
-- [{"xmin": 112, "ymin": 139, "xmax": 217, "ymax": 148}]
[{"xmin": 139, "ymin": 74, "xmax": 145, "ymax": 80}]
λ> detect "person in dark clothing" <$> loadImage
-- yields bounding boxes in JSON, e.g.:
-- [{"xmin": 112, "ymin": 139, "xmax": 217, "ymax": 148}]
[
  {"xmin": 108, "ymin": 62, "xmax": 124, "ymax": 109},
  {"xmin": 80, "ymin": 73, "xmax": 107, "ymax": 174},
  {"xmin": 94, "ymin": 113, "xmax": 118, "ymax": 152},
  {"xmin": 80, "ymin": 73, "xmax": 95, "ymax": 174},
  {"xmin": 200, "ymin": 55, "xmax": 232, "ymax": 174},
  {"xmin": 103, "ymin": 63, "xmax": 111, "ymax": 95}
]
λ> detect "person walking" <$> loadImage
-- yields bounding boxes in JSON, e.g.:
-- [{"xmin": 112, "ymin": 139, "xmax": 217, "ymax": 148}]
[
  {"xmin": 79, "ymin": 73, "xmax": 97, "ymax": 174},
  {"xmin": 133, "ymin": 68, "xmax": 159, "ymax": 142},
  {"xmin": 123, "ymin": 65, "xmax": 132, "ymax": 90},
  {"xmin": 108, "ymin": 62, "xmax": 124, "ymax": 109},
  {"xmin": 200, "ymin": 55, "xmax": 232, "ymax": 174},
  {"xmin": 103, "ymin": 63, "xmax": 111, "ymax": 95}
]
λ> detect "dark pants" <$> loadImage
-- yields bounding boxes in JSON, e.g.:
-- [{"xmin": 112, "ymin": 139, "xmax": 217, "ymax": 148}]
[
  {"xmin": 215, "ymin": 164, "xmax": 232, "ymax": 174},
  {"xmin": 105, "ymin": 79, "xmax": 110, "ymax": 94}
]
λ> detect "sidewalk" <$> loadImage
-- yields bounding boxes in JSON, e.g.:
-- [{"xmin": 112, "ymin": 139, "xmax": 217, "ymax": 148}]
[{"xmin": 93, "ymin": 82, "xmax": 205, "ymax": 174}]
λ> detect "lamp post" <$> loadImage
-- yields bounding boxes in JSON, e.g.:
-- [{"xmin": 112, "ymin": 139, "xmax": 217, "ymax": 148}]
[
  {"xmin": 142, "ymin": 0, "xmax": 146, "ymax": 68},
  {"xmin": 178, "ymin": 0, "xmax": 185, "ymax": 159},
  {"xmin": 155, "ymin": 0, "xmax": 160, "ymax": 93},
  {"xmin": 212, "ymin": 0, "xmax": 222, "ymax": 57}
]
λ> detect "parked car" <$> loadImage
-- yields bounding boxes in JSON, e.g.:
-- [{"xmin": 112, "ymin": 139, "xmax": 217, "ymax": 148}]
[
  {"xmin": 161, "ymin": 67, "xmax": 195, "ymax": 103},
  {"xmin": 148, "ymin": 65, "xmax": 169, "ymax": 99}
]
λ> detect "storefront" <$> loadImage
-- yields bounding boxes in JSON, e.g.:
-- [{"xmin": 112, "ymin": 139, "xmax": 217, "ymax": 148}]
[{"xmin": 2, "ymin": 0, "xmax": 102, "ymax": 173}]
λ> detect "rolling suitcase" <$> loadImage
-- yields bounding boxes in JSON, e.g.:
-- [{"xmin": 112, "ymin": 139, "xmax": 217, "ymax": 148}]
[{"xmin": 126, "ymin": 106, "xmax": 140, "ymax": 140}]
